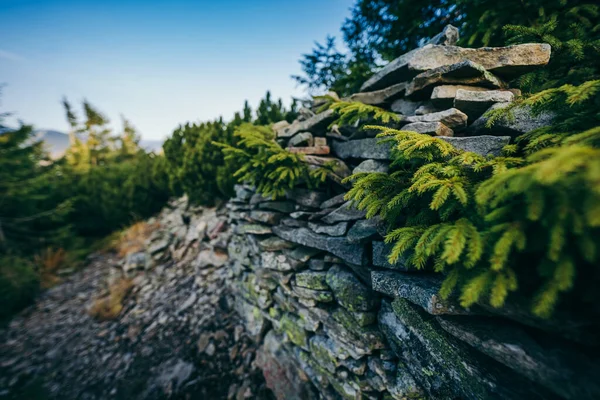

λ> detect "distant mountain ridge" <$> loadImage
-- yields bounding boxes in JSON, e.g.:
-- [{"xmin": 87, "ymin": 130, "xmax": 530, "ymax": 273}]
[{"xmin": 34, "ymin": 129, "xmax": 164, "ymax": 158}]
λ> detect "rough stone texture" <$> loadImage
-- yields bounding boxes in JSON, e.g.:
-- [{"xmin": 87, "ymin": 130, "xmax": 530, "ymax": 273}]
[
  {"xmin": 261, "ymin": 251, "xmax": 303, "ymax": 272},
  {"xmin": 256, "ymin": 331, "xmax": 319, "ymax": 400},
  {"xmin": 372, "ymin": 241, "xmax": 412, "ymax": 271},
  {"xmin": 404, "ymin": 107, "xmax": 468, "ymax": 129},
  {"xmin": 295, "ymin": 271, "xmax": 329, "ymax": 290},
  {"xmin": 425, "ymin": 24, "xmax": 460, "ymax": 46},
  {"xmin": 277, "ymin": 109, "xmax": 335, "ymax": 138},
  {"xmin": 347, "ymin": 219, "xmax": 380, "ymax": 244},
  {"xmin": 258, "ymin": 236, "xmax": 295, "ymax": 252},
  {"xmin": 454, "ymin": 89, "xmax": 514, "ymax": 119},
  {"xmin": 468, "ymin": 102, "xmax": 555, "ymax": 136},
  {"xmin": 414, "ymin": 102, "xmax": 439, "ymax": 115},
  {"xmin": 406, "ymin": 60, "xmax": 506, "ymax": 98},
  {"xmin": 320, "ymin": 193, "xmax": 347, "ymax": 210},
  {"xmin": 431, "ymin": 84, "xmax": 489, "ymax": 108},
  {"xmin": 273, "ymin": 226, "xmax": 366, "ymax": 266},
  {"xmin": 332, "ymin": 138, "xmax": 393, "ymax": 160},
  {"xmin": 439, "ymin": 135, "xmax": 510, "ymax": 156},
  {"xmin": 236, "ymin": 223, "xmax": 273, "ymax": 235},
  {"xmin": 288, "ymin": 131, "xmax": 314, "ymax": 147},
  {"xmin": 250, "ymin": 210, "xmax": 283, "ymax": 225},
  {"xmin": 286, "ymin": 188, "xmax": 329, "ymax": 208},
  {"xmin": 437, "ymin": 316, "xmax": 600, "ymax": 400},
  {"xmin": 348, "ymin": 82, "xmax": 407, "ymax": 106},
  {"xmin": 384, "ymin": 299, "xmax": 555, "ymax": 400},
  {"xmin": 352, "ymin": 160, "xmax": 390, "ymax": 174},
  {"xmin": 372, "ymin": 270, "xmax": 470, "ymax": 315},
  {"xmin": 390, "ymin": 98, "xmax": 423, "ymax": 116},
  {"xmin": 321, "ymin": 202, "xmax": 367, "ymax": 224},
  {"xmin": 361, "ymin": 43, "xmax": 550, "ymax": 92},
  {"xmin": 259, "ymin": 201, "xmax": 296, "ymax": 213},
  {"xmin": 326, "ymin": 265, "xmax": 378, "ymax": 312},
  {"xmin": 308, "ymin": 221, "xmax": 349, "ymax": 237},
  {"xmin": 402, "ymin": 121, "xmax": 454, "ymax": 136},
  {"xmin": 292, "ymin": 284, "xmax": 334, "ymax": 303}
]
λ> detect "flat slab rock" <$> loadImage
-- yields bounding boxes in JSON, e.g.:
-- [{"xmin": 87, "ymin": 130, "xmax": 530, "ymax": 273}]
[
  {"xmin": 371, "ymin": 270, "xmax": 469, "ymax": 315},
  {"xmin": 437, "ymin": 316, "xmax": 600, "ymax": 400},
  {"xmin": 272, "ymin": 225, "xmax": 366, "ymax": 265},
  {"xmin": 406, "ymin": 60, "xmax": 506, "ymax": 98},
  {"xmin": 352, "ymin": 159, "xmax": 390, "ymax": 174},
  {"xmin": 439, "ymin": 135, "xmax": 510, "ymax": 157},
  {"xmin": 468, "ymin": 103, "xmax": 555, "ymax": 136},
  {"xmin": 372, "ymin": 241, "xmax": 412, "ymax": 271},
  {"xmin": 332, "ymin": 138, "xmax": 393, "ymax": 160},
  {"xmin": 361, "ymin": 43, "xmax": 550, "ymax": 92},
  {"xmin": 348, "ymin": 82, "xmax": 407, "ymax": 106},
  {"xmin": 431, "ymin": 85, "xmax": 490, "ymax": 108},
  {"xmin": 277, "ymin": 109, "xmax": 335, "ymax": 138},
  {"xmin": 404, "ymin": 108, "xmax": 467, "ymax": 129},
  {"xmin": 379, "ymin": 300, "xmax": 555, "ymax": 400},
  {"xmin": 326, "ymin": 265, "xmax": 379, "ymax": 312},
  {"xmin": 286, "ymin": 188, "xmax": 329, "ymax": 208},
  {"xmin": 454, "ymin": 89, "xmax": 514, "ymax": 119},
  {"xmin": 403, "ymin": 121, "xmax": 453, "ymax": 136},
  {"xmin": 321, "ymin": 201, "xmax": 367, "ymax": 224}
]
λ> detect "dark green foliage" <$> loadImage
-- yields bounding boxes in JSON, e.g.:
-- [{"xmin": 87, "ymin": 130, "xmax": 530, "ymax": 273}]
[
  {"xmin": 292, "ymin": 36, "xmax": 375, "ymax": 96},
  {"xmin": 0, "ymin": 96, "xmax": 172, "ymax": 318},
  {"xmin": 344, "ymin": 121, "xmax": 599, "ymax": 318},
  {"xmin": 317, "ymin": 95, "xmax": 402, "ymax": 126},
  {"xmin": 214, "ymin": 123, "xmax": 328, "ymax": 199},
  {"xmin": 0, "ymin": 255, "xmax": 39, "ymax": 319},
  {"xmin": 162, "ymin": 91, "xmax": 301, "ymax": 205},
  {"xmin": 502, "ymin": 3, "xmax": 600, "ymax": 93},
  {"xmin": 255, "ymin": 91, "xmax": 299, "ymax": 125},
  {"xmin": 163, "ymin": 120, "xmax": 236, "ymax": 205},
  {"xmin": 294, "ymin": 0, "xmax": 598, "ymax": 96},
  {"xmin": 0, "ymin": 122, "xmax": 72, "ymax": 254},
  {"xmin": 61, "ymin": 100, "xmax": 171, "ymax": 237}
]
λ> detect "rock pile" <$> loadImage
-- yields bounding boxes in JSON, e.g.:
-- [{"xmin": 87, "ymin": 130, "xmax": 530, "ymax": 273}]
[
  {"xmin": 229, "ymin": 25, "xmax": 600, "ymax": 400},
  {"xmin": 0, "ymin": 197, "xmax": 273, "ymax": 400}
]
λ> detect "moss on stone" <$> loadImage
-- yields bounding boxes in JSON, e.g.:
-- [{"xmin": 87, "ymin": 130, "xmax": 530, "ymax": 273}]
[{"xmin": 280, "ymin": 313, "xmax": 309, "ymax": 348}]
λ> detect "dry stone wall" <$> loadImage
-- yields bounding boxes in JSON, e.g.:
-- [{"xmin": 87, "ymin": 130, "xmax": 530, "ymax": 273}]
[{"xmin": 226, "ymin": 26, "xmax": 600, "ymax": 400}]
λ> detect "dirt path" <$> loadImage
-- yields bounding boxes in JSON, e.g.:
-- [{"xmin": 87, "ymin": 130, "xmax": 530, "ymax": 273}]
[{"xmin": 0, "ymin": 203, "xmax": 273, "ymax": 400}]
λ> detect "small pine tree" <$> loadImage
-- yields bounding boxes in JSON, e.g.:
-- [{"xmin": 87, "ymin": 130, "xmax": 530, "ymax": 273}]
[{"xmin": 214, "ymin": 123, "xmax": 327, "ymax": 199}]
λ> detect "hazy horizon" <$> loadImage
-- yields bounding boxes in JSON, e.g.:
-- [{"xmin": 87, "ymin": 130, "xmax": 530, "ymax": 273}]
[{"xmin": 0, "ymin": 0, "xmax": 353, "ymax": 140}]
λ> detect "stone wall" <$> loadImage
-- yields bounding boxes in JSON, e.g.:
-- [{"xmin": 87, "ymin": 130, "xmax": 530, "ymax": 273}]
[{"xmin": 225, "ymin": 26, "xmax": 600, "ymax": 400}]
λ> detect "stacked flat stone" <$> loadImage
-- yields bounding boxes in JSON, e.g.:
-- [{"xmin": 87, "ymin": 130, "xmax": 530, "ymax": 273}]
[{"xmin": 230, "ymin": 26, "xmax": 600, "ymax": 400}]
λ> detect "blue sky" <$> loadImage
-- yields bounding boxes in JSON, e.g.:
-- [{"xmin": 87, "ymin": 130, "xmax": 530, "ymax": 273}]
[{"xmin": 0, "ymin": 0, "xmax": 353, "ymax": 140}]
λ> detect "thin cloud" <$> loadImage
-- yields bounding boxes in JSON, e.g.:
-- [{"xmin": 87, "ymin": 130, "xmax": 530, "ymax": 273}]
[{"xmin": 0, "ymin": 49, "xmax": 25, "ymax": 62}]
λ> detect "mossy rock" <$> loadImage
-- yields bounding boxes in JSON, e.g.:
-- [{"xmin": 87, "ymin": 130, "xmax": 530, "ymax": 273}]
[{"xmin": 326, "ymin": 265, "xmax": 378, "ymax": 312}]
